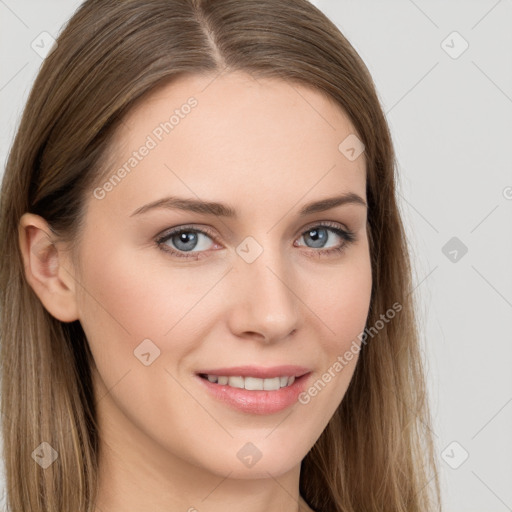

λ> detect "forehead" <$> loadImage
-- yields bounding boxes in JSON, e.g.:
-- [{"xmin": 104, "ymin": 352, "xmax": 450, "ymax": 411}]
[{"xmin": 93, "ymin": 71, "xmax": 366, "ymax": 218}]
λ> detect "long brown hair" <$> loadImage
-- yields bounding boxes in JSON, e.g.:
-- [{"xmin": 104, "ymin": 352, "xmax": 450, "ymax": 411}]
[{"xmin": 0, "ymin": 0, "xmax": 441, "ymax": 510}]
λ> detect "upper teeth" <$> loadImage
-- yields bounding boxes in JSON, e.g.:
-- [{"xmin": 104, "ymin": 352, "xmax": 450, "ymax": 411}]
[{"xmin": 205, "ymin": 375, "xmax": 296, "ymax": 390}]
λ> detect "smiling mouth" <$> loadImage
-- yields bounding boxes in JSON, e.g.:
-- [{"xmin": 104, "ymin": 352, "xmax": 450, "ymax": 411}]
[
  {"xmin": 196, "ymin": 370, "xmax": 312, "ymax": 414},
  {"xmin": 198, "ymin": 373, "xmax": 296, "ymax": 391}
]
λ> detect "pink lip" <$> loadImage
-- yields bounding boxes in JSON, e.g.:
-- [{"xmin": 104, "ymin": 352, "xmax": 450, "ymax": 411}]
[
  {"xmin": 195, "ymin": 365, "xmax": 311, "ymax": 379},
  {"xmin": 195, "ymin": 367, "xmax": 312, "ymax": 415}
]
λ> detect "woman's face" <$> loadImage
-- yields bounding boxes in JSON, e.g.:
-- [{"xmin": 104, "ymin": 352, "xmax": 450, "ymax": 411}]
[{"xmin": 72, "ymin": 71, "xmax": 371, "ymax": 480}]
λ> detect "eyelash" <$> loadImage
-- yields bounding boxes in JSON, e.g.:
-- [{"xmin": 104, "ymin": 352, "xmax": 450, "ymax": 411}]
[{"xmin": 155, "ymin": 222, "xmax": 356, "ymax": 260}]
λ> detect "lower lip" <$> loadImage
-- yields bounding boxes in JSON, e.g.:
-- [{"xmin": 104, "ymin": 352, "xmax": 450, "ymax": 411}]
[{"xmin": 196, "ymin": 373, "xmax": 311, "ymax": 415}]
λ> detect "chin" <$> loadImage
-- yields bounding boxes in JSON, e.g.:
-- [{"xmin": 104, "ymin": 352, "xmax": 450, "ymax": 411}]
[{"xmin": 188, "ymin": 434, "xmax": 310, "ymax": 480}]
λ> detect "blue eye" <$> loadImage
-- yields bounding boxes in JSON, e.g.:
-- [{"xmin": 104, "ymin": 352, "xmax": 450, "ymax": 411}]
[
  {"xmin": 155, "ymin": 225, "xmax": 218, "ymax": 260},
  {"xmin": 294, "ymin": 223, "xmax": 356, "ymax": 259},
  {"xmin": 155, "ymin": 222, "xmax": 356, "ymax": 260}
]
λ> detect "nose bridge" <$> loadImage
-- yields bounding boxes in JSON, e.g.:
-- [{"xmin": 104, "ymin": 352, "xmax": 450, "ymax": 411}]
[{"xmin": 228, "ymin": 235, "xmax": 300, "ymax": 340}]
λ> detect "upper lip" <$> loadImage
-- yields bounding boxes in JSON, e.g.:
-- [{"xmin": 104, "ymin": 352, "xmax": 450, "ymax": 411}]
[{"xmin": 196, "ymin": 365, "xmax": 311, "ymax": 379}]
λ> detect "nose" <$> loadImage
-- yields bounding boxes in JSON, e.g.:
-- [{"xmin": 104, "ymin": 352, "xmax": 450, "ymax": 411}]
[{"xmin": 226, "ymin": 244, "xmax": 302, "ymax": 344}]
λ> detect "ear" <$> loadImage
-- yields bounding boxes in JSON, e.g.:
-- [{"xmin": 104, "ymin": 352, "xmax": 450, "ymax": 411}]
[{"xmin": 18, "ymin": 213, "xmax": 79, "ymax": 322}]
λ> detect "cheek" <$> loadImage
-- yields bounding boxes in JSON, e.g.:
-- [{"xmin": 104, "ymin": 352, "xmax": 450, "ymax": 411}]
[
  {"xmin": 75, "ymin": 238, "xmax": 229, "ymax": 385},
  {"xmin": 296, "ymin": 250, "xmax": 372, "ymax": 407},
  {"xmin": 306, "ymin": 249, "xmax": 373, "ymax": 345},
  {"xmin": 76, "ymin": 239, "xmax": 207, "ymax": 338}
]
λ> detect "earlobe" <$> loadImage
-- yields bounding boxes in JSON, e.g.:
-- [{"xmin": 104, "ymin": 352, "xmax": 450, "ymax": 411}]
[{"xmin": 18, "ymin": 213, "xmax": 80, "ymax": 323}]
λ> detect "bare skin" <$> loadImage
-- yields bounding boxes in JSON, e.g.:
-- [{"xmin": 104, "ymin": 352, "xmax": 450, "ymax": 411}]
[{"xmin": 19, "ymin": 71, "xmax": 371, "ymax": 512}]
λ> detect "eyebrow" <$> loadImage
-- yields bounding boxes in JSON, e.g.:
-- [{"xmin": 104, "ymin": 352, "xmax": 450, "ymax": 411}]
[{"xmin": 130, "ymin": 192, "xmax": 367, "ymax": 218}]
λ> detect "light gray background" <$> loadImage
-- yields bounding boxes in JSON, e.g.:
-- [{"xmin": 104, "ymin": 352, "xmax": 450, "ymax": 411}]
[{"xmin": 1, "ymin": 1, "xmax": 511, "ymax": 511}]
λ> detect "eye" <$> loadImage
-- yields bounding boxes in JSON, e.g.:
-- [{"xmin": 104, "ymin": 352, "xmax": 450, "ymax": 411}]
[
  {"xmin": 294, "ymin": 221, "xmax": 356, "ymax": 257},
  {"xmin": 155, "ymin": 225, "xmax": 218, "ymax": 260},
  {"xmin": 155, "ymin": 222, "xmax": 356, "ymax": 260}
]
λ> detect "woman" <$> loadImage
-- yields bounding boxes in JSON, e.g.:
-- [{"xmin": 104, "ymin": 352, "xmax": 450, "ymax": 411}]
[{"xmin": 0, "ymin": 0, "xmax": 441, "ymax": 511}]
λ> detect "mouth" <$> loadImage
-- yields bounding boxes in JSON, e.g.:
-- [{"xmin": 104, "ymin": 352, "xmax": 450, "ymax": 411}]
[{"xmin": 194, "ymin": 365, "xmax": 312, "ymax": 415}]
